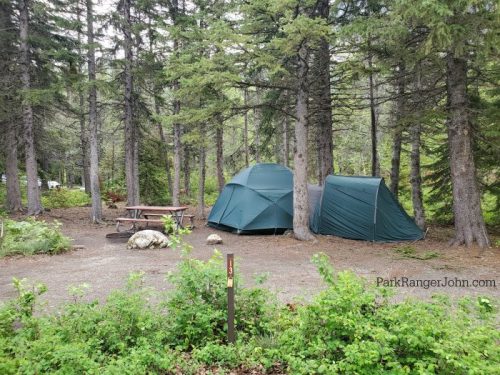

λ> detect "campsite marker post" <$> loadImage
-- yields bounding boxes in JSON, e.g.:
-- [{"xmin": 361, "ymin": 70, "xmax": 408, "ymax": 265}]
[{"xmin": 227, "ymin": 253, "xmax": 235, "ymax": 344}]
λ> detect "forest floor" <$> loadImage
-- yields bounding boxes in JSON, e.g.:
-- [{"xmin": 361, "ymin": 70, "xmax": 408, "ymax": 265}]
[{"xmin": 1, "ymin": 204, "xmax": 499, "ymax": 310}]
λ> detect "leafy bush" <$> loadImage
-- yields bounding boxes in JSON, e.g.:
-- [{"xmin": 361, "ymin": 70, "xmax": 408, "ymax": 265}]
[
  {"xmin": 41, "ymin": 188, "xmax": 90, "ymax": 209},
  {"xmin": 163, "ymin": 249, "xmax": 277, "ymax": 351},
  {"xmin": 161, "ymin": 214, "xmax": 177, "ymax": 234},
  {"xmin": 0, "ymin": 276, "xmax": 190, "ymax": 374},
  {"xmin": 0, "ymin": 242, "xmax": 497, "ymax": 373},
  {"xmin": 0, "ymin": 218, "xmax": 71, "ymax": 257},
  {"xmin": 273, "ymin": 253, "xmax": 499, "ymax": 374}
]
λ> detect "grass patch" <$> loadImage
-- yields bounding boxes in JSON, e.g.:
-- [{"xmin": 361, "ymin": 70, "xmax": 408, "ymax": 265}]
[
  {"xmin": 41, "ymin": 188, "xmax": 91, "ymax": 209},
  {"xmin": 394, "ymin": 245, "xmax": 440, "ymax": 260},
  {"xmin": 0, "ymin": 218, "xmax": 71, "ymax": 257}
]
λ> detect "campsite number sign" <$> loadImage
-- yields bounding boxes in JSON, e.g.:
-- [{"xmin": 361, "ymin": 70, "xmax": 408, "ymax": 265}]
[
  {"xmin": 227, "ymin": 253, "xmax": 235, "ymax": 344},
  {"xmin": 227, "ymin": 255, "xmax": 234, "ymax": 287}
]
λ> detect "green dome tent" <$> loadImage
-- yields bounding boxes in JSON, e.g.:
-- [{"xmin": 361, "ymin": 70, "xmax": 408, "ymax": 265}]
[
  {"xmin": 208, "ymin": 163, "xmax": 293, "ymax": 234},
  {"xmin": 310, "ymin": 175, "xmax": 423, "ymax": 242}
]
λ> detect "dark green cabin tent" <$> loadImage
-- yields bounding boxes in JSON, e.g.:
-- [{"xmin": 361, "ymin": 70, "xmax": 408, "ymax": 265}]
[
  {"xmin": 208, "ymin": 163, "xmax": 293, "ymax": 234},
  {"xmin": 310, "ymin": 175, "xmax": 423, "ymax": 242}
]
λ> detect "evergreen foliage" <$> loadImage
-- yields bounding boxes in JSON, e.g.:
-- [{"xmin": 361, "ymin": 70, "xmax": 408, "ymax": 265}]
[{"xmin": 0, "ymin": 0, "xmax": 498, "ymax": 234}]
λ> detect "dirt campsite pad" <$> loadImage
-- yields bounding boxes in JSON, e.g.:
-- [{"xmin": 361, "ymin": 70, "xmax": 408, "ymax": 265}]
[{"xmin": 1, "ymin": 206, "xmax": 498, "ymax": 310}]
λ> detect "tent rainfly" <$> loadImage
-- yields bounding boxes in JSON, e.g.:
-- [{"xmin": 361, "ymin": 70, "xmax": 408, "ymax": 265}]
[
  {"xmin": 310, "ymin": 175, "xmax": 424, "ymax": 242},
  {"xmin": 207, "ymin": 163, "xmax": 293, "ymax": 234}
]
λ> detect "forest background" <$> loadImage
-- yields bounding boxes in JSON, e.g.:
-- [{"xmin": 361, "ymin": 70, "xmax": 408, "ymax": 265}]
[{"xmin": 0, "ymin": 0, "xmax": 498, "ymax": 246}]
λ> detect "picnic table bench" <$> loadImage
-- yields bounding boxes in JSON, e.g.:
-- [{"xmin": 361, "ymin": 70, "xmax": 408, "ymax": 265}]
[{"xmin": 114, "ymin": 205, "xmax": 192, "ymax": 233}]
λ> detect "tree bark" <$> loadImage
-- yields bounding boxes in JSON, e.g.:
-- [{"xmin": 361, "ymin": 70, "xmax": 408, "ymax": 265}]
[
  {"xmin": 1, "ymin": 1, "xmax": 22, "ymax": 212},
  {"xmin": 243, "ymin": 88, "xmax": 249, "ymax": 167},
  {"xmin": 123, "ymin": 0, "xmax": 139, "ymax": 207},
  {"xmin": 283, "ymin": 114, "xmax": 290, "ymax": 167},
  {"xmin": 183, "ymin": 143, "xmax": 190, "ymax": 195},
  {"xmin": 293, "ymin": 44, "xmax": 314, "ymax": 241},
  {"xmin": 171, "ymin": 0, "xmax": 182, "ymax": 206},
  {"xmin": 313, "ymin": 0, "xmax": 333, "ymax": 185},
  {"xmin": 5, "ymin": 123, "xmax": 23, "ymax": 212},
  {"xmin": 254, "ymin": 88, "xmax": 261, "ymax": 163},
  {"xmin": 389, "ymin": 62, "xmax": 405, "ymax": 196},
  {"xmin": 216, "ymin": 125, "xmax": 225, "ymax": 192},
  {"xmin": 198, "ymin": 123, "xmax": 206, "ymax": 218},
  {"xmin": 155, "ymin": 99, "xmax": 172, "ymax": 196},
  {"xmin": 76, "ymin": 2, "xmax": 90, "ymax": 194},
  {"xmin": 19, "ymin": 0, "xmax": 42, "ymax": 215},
  {"xmin": 172, "ymin": 119, "xmax": 181, "ymax": 206},
  {"xmin": 446, "ymin": 55, "xmax": 489, "ymax": 247},
  {"xmin": 410, "ymin": 120, "xmax": 425, "ymax": 229},
  {"xmin": 87, "ymin": 0, "xmax": 102, "ymax": 223},
  {"xmin": 79, "ymin": 90, "xmax": 90, "ymax": 193},
  {"xmin": 367, "ymin": 41, "xmax": 380, "ymax": 177},
  {"xmin": 410, "ymin": 65, "xmax": 425, "ymax": 229}
]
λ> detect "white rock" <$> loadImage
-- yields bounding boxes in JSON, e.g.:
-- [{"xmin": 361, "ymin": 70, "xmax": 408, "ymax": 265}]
[
  {"xmin": 206, "ymin": 233, "xmax": 223, "ymax": 245},
  {"xmin": 127, "ymin": 230, "xmax": 170, "ymax": 249}
]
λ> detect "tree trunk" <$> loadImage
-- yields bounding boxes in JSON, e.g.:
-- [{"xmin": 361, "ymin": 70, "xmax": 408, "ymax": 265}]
[
  {"xmin": 254, "ymin": 88, "xmax": 261, "ymax": 163},
  {"xmin": 183, "ymin": 143, "xmax": 190, "ymax": 195},
  {"xmin": 76, "ymin": 2, "xmax": 90, "ymax": 194},
  {"xmin": 243, "ymin": 88, "xmax": 249, "ymax": 167},
  {"xmin": 19, "ymin": 0, "xmax": 42, "ymax": 215},
  {"xmin": 313, "ymin": 0, "xmax": 333, "ymax": 185},
  {"xmin": 367, "ymin": 42, "xmax": 380, "ymax": 177},
  {"xmin": 293, "ymin": 44, "xmax": 314, "ymax": 241},
  {"xmin": 410, "ymin": 121, "xmax": 425, "ymax": 229},
  {"xmin": 283, "ymin": 114, "xmax": 290, "ymax": 167},
  {"xmin": 87, "ymin": 0, "xmax": 102, "ymax": 223},
  {"xmin": 216, "ymin": 126, "xmax": 225, "ymax": 192},
  {"xmin": 171, "ymin": 0, "xmax": 182, "ymax": 206},
  {"xmin": 79, "ymin": 91, "xmax": 90, "ymax": 193},
  {"xmin": 123, "ymin": 0, "xmax": 139, "ymax": 207},
  {"xmin": 410, "ymin": 65, "xmax": 425, "ymax": 229},
  {"xmin": 446, "ymin": 55, "xmax": 489, "ymax": 247},
  {"xmin": 5, "ymin": 123, "xmax": 23, "ymax": 212},
  {"xmin": 172, "ymin": 119, "xmax": 181, "ymax": 206},
  {"xmin": 390, "ymin": 62, "xmax": 405, "ymax": 196},
  {"xmin": 155, "ymin": 100, "xmax": 172, "ymax": 195},
  {"xmin": 275, "ymin": 126, "xmax": 283, "ymax": 164},
  {"xmin": 1, "ymin": 1, "xmax": 22, "ymax": 212},
  {"xmin": 198, "ymin": 123, "xmax": 206, "ymax": 218}
]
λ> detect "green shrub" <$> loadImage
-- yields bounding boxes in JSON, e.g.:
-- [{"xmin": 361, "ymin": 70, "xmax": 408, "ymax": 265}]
[
  {"xmin": 41, "ymin": 188, "xmax": 90, "ymax": 209},
  {"xmin": 0, "ymin": 218, "xmax": 71, "ymax": 257},
  {"xmin": 163, "ymin": 248, "xmax": 277, "ymax": 350},
  {"xmin": 0, "ymin": 245, "xmax": 497, "ymax": 373},
  {"xmin": 274, "ymin": 253, "xmax": 499, "ymax": 374}
]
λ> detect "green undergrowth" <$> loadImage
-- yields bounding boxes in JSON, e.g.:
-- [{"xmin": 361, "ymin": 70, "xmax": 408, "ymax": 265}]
[
  {"xmin": 394, "ymin": 245, "xmax": 440, "ymax": 260},
  {"xmin": 41, "ymin": 188, "xmax": 91, "ymax": 209},
  {"xmin": 0, "ymin": 232, "xmax": 498, "ymax": 374},
  {"xmin": 0, "ymin": 218, "xmax": 71, "ymax": 257},
  {"xmin": 0, "ymin": 185, "xmax": 91, "ymax": 211}
]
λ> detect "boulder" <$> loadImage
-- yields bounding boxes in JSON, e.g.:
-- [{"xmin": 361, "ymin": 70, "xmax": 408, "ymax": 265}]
[
  {"xmin": 206, "ymin": 233, "xmax": 223, "ymax": 245},
  {"xmin": 127, "ymin": 230, "xmax": 170, "ymax": 250}
]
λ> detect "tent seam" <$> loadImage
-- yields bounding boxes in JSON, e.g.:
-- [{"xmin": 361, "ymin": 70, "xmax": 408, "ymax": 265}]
[
  {"xmin": 373, "ymin": 179, "xmax": 382, "ymax": 242},
  {"xmin": 218, "ymin": 186, "xmax": 236, "ymax": 227}
]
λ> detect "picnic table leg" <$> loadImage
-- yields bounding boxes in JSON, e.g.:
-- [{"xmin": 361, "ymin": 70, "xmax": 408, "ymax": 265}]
[
  {"xmin": 134, "ymin": 209, "xmax": 141, "ymax": 231},
  {"xmin": 171, "ymin": 211, "xmax": 185, "ymax": 231},
  {"xmin": 179, "ymin": 211, "xmax": 185, "ymax": 230}
]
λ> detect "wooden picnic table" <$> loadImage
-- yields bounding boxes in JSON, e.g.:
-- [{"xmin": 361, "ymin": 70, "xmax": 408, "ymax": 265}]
[
  {"xmin": 127, "ymin": 205, "xmax": 188, "ymax": 229},
  {"xmin": 113, "ymin": 205, "xmax": 190, "ymax": 234}
]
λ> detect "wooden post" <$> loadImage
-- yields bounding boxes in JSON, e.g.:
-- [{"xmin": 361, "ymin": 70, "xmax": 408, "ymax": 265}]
[{"xmin": 227, "ymin": 253, "xmax": 235, "ymax": 344}]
